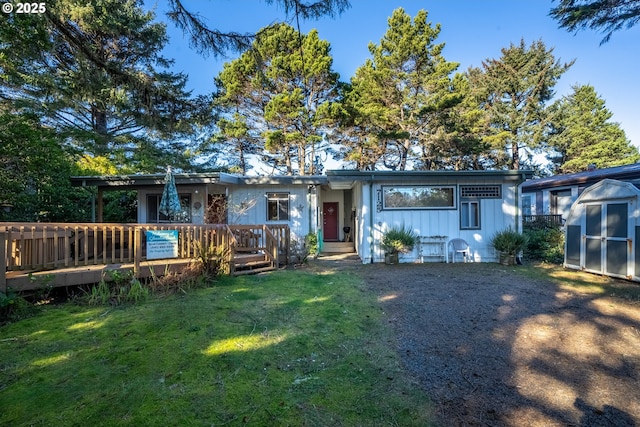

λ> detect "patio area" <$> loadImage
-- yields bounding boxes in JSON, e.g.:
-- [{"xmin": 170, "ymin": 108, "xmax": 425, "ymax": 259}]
[{"xmin": 1, "ymin": 222, "xmax": 290, "ymax": 292}]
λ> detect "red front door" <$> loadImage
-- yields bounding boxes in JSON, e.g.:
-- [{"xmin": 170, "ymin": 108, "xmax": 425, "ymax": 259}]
[{"xmin": 323, "ymin": 202, "xmax": 339, "ymax": 241}]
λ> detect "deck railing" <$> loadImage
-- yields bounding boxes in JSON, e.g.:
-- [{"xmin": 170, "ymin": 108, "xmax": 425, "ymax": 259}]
[
  {"xmin": 226, "ymin": 224, "xmax": 290, "ymax": 274},
  {"xmin": 1, "ymin": 223, "xmax": 290, "ymax": 289},
  {"xmin": 523, "ymin": 215, "xmax": 564, "ymax": 227}
]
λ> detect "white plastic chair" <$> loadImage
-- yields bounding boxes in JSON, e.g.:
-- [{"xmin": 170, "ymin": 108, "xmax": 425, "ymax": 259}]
[{"xmin": 447, "ymin": 238, "xmax": 470, "ymax": 263}]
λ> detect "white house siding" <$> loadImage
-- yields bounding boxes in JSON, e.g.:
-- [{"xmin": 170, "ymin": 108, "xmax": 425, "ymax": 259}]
[
  {"xmin": 354, "ymin": 180, "xmax": 521, "ymax": 264},
  {"xmin": 226, "ymin": 184, "xmax": 313, "ymax": 241},
  {"xmin": 525, "ymin": 186, "xmax": 578, "ymax": 219}
]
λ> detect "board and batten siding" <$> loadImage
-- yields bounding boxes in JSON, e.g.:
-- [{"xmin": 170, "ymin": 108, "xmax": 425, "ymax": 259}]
[
  {"xmin": 362, "ymin": 180, "xmax": 519, "ymax": 263},
  {"xmin": 227, "ymin": 184, "xmax": 312, "ymax": 241}
]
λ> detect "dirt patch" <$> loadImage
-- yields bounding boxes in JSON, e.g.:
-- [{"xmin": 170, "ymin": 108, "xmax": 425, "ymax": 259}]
[{"xmin": 315, "ymin": 258, "xmax": 640, "ymax": 426}]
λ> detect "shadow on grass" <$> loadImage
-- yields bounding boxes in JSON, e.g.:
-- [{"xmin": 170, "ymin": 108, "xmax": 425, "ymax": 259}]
[{"xmin": 0, "ymin": 268, "xmax": 434, "ymax": 426}]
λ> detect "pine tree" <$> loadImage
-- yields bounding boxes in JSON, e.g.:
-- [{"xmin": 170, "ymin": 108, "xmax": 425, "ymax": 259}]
[
  {"xmin": 550, "ymin": 0, "xmax": 640, "ymax": 44},
  {"xmin": 549, "ymin": 84, "xmax": 640, "ymax": 173},
  {"xmin": 0, "ymin": 0, "xmax": 205, "ymax": 172},
  {"xmin": 468, "ymin": 39, "xmax": 573, "ymax": 170},
  {"xmin": 214, "ymin": 24, "xmax": 341, "ymax": 175},
  {"xmin": 166, "ymin": 0, "xmax": 350, "ymax": 57},
  {"xmin": 345, "ymin": 8, "xmax": 464, "ymax": 170}
]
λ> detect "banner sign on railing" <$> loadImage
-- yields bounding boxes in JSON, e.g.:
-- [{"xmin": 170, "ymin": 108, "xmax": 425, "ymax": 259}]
[{"xmin": 146, "ymin": 230, "xmax": 179, "ymax": 260}]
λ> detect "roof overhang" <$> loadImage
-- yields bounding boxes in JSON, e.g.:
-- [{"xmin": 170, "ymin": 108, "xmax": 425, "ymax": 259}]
[
  {"xmin": 326, "ymin": 169, "xmax": 533, "ymax": 184},
  {"xmin": 70, "ymin": 172, "xmax": 328, "ymax": 190},
  {"xmin": 70, "ymin": 172, "xmax": 224, "ymax": 190}
]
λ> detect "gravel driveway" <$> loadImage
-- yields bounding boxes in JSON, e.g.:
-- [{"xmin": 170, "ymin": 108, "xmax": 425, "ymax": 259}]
[{"xmin": 317, "ymin": 257, "xmax": 640, "ymax": 426}]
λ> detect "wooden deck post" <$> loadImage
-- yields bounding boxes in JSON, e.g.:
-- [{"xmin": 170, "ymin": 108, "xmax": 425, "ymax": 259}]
[
  {"xmin": 0, "ymin": 228, "xmax": 7, "ymax": 294},
  {"xmin": 134, "ymin": 226, "xmax": 141, "ymax": 277}
]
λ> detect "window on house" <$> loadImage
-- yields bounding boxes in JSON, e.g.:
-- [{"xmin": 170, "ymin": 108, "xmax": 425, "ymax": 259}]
[
  {"xmin": 382, "ymin": 186, "xmax": 455, "ymax": 209},
  {"xmin": 460, "ymin": 185, "xmax": 501, "ymax": 198},
  {"xmin": 147, "ymin": 194, "xmax": 191, "ymax": 223},
  {"xmin": 458, "ymin": 186, "xmax": 501, "ymax": 230},
  {"xmin": 267, "ymin": 193, "xmax": 289, "ymax": 221},
  {"xmin": 522, "ymin": 195, "xmax": 532, "ymax": 216},
  {"xmin": 460, "ymin": 200, "xmax": 480, "ymax": 229}
]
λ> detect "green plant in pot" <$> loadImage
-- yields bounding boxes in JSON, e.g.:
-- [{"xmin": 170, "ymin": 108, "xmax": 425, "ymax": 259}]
[
  {"xmin": 490, "ymin": 227, "xmax": 529, "ymax": 265},
  {"xmin": 381, "ymin": 224, "xmax": 418, "ymax": 264}
]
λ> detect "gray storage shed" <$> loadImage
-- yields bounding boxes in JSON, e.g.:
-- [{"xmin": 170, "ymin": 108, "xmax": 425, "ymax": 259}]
[{"xmin": 564, "ymin": 179, "xmax": 640, "ymax": 282}]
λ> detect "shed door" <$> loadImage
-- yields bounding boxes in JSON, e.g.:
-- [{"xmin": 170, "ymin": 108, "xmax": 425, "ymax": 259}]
[{"xmin": 584, "ymin": 202, "xmax": 628, "ymax": 277}]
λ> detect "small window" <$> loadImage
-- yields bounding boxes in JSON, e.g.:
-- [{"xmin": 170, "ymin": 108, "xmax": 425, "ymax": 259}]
[
  {"xmin": 522, "ymin": 195, "xmax": 532, "ymax": 216},
  {"xmin": 382, "ymin": 186, "xmax": 455, "ymax": 209},
  {"xmin": 267, "ymin": 193, "xmax": 289, "ymax": 221},
  {"xmin": 460, "ymin": 200, "xmax": 480, "ymax": 229}
]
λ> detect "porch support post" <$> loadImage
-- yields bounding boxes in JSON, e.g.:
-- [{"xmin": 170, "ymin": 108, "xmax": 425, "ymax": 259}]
[
  {"xmin": 0, "ymin": 228, "xmax": 7, "ymax": 294},
  {"xmin": 134, "ymin": 226, "xmax": 141, "ymax": 277},
  {"xmin": 97, "ymin": 188, "xmax": 104, "ymax": 223}
]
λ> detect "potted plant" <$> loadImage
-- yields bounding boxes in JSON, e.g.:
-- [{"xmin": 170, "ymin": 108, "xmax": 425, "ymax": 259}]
[
  {"xmin": 489, "ymin": 227, "xmax": 529, "ymax": 265},
  {"xmin": 381, "ymin": 224, "xmax": 418, "ymax": 264}
]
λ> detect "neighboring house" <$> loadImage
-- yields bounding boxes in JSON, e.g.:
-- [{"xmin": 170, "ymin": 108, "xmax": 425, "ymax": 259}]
[
  {"xmin": 71, "ymin": 169, "xmax": 532, "ymax": 264},
  {"xmin": 521, "ymin": 163, "xmax": 640, "ymax": 223}
]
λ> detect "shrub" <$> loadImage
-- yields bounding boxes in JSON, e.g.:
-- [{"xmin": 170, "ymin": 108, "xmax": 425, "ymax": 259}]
[
  {"xmin": 524, "ymin": 223, "xmax": 564, "ymax": 264},
  {"xmin": 305, "ymin": 232, "xmax": 318, "ymax": 257},
  {"xmin": 194, "ymin": 241, "xmax": 230, "ymax": 276},
  {"xmin": 85, "ymin": 270, "xmax": 149, "ymax": 306},
  {"xmin": 490, "ymin": 227, "xmax": 529, "ymax": 256},
  {"xmin": 381, "ymin": 224, "xmax": 418, "ymax": 254},
  {"xmin": 291, "ymin": 232, "xmax": 318, "ymax": 264},
  {"xmin": 0, "ymin": 289, "xmax": 36, "ymax": 323}
]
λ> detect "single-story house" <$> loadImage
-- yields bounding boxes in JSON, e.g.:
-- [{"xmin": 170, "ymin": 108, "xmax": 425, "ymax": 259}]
[
  {"xmin": 521, "ymin": 163, "xmax": 640, "ymax": 224},
  {"xmin": 71, "ymin": 169, "xmax": 533, "ymax": 264}
]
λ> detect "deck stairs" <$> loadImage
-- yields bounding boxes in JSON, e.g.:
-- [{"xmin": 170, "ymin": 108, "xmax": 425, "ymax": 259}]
[{"xmin": 232, "ymin": 251, "xmax": 276, "ymax": 276}]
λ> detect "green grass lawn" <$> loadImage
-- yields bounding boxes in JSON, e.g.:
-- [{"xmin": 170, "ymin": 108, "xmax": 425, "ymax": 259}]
[{"xmin": 0, "ymin": 268, "xmax": 434, "ymax": 426}]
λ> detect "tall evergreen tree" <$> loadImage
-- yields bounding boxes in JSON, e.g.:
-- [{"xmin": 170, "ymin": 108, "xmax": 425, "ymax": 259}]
[
  {"xmin": 468, "ymin": 39, "xmax": 573, "ymax": 170},
  {"xmin": 0, "ymin": 0, "xmax": 206, "ymax": 172},
  {"xmin": 548, "ymin": 84, "xmax": 639, "ymax": 173},
  {"xmin": 550, "ymin": 0, "xmax": 640, "ymax": 44},
  {"xmin": 346, "ymin": 8, "xmax": 465, "ymax": 171},
  {"xmin": 166, "ymin": 0, "xmax": 350, "ymax": 57},
  {"xmin": 214, "ymin": 24, "xmax": 341, "ymax": 175},
  {"xmin": 419, "ymin": 73, "xmax": 491, "ymax": 170},
  {"xmin": 0, "ymin": 105, "xmax": 89, "ymax": 221}
]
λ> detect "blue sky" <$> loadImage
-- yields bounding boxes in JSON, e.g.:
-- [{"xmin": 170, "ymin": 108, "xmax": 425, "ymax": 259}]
[{"xmin": 152, "ymin": 0, "xmax": 640, "ymax": 150}]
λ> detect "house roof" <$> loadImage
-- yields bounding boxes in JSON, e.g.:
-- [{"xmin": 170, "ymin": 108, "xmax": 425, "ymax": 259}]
[
  {"xmin": 71, "ymin": 172, "xmax": 225, "ymax": 189},
  {"xmin": 70, "ymin": 172, "xmax": 328, "ymax": 189},
  {"xmin": 326, "ymin": 169, "xmax": 533, "ymax": 189},
  {"xmin": 71, "ymin": 169, "xmax": 533, "ymax": 191},
  {"xmin": 521, "ymin": 163, "xmax": 640, "ymax": 192}
]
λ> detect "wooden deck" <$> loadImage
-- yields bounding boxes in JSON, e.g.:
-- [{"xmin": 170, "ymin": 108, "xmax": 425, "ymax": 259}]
[{"xmin": 1, "ymin": 223, "xmax": 290, "ymax": 292}]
